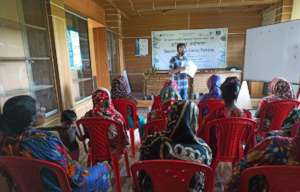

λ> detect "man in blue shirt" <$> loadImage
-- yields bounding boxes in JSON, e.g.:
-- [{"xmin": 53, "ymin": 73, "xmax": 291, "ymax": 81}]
[{"xmin": 169, "ymin": 43, "xmax": 189, "ymax": 100}]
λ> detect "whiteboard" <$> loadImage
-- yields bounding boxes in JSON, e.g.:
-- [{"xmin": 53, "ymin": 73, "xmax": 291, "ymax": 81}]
[
  {"xmin": 244, "ymin": 19, "xmax": 300, "ymax": 84},
  {"xmin": 152, "ymin": 28, "xmax": 228, "ymax": 70}
]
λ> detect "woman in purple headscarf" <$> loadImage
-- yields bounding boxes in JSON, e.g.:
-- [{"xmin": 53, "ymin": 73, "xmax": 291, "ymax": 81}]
[{"xmin": 200, "ymin": 74, "xmax": 222, "ymax": 101}]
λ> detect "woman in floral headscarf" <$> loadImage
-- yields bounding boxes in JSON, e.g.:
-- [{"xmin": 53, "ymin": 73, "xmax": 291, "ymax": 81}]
[
  {"xmin": 147, "ymin": 80, "xmax": 181, "ymax": 122},
  {"xmin": 255, "ymin": 77, "xmax": 295, "ymax": 134},
  {"xmin": 256, "ymin": 77, "xmax": 294, "ymax": 117},
  {"xmin": 227, "ymin": 130, "xmax": 300, "ymax": 192},
  {"xmin": 200, "ymin": 74, "xmax": 222, "ymax": 101},
  {"xmin": 111, "ymin": 75, "xmax": 145, "ymax": 129},
  {"xmin": 269, "ymin": 86, "xmax": 300, "ymax": 137},
  {"xmin": 111, "ymin": 75, "xmax": 134, "ymax": 100},
  {"xmin": 85, "ymin": 88, "xmax": 128, "ymax": 148}
]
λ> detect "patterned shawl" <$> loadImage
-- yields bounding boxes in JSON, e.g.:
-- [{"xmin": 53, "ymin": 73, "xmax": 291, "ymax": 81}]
[
  {"xmin": 0, "ymin": 129, "xmax": 85, "ymax": 186},
  {"xmin": 87, "ymin": 88, "xmax": 125, "ymax": 126},
  {"xmin": 267, "ymin": 77, "xmax": 294, "ymax": 101},
  {"xmin": 148, "ymin": 81, "xmax": 181, "ymax": 121},
  {"xmin": 111, "ymin": 75, "xmax": 133, "ymax": 100},
  {"xmin": 159, "ymin": 80, "xmax": 181, "ymax": 105},
  {"xmin": 141, "ymin": 100, "xmax": 212, "ymax": 165}
]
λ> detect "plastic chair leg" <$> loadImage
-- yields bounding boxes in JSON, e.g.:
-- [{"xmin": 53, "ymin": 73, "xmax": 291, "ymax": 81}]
[
  {"xmin": 124, "ymin": 150, "xmax": 131, "ymax": 177},
  {"xmin": 211, "ymin": 160, "xmax": 219, "ymax": 172},
  {"xmin": 111, "ymin": 155, "xmax": 121, "ymax": 192},
  {"xmin": 87, "ymin": 149, "xmax": 92, "ymax": 166},
  {"xmin": 129, "ymin": 128, "xmax": 135, "ymax": 157}
]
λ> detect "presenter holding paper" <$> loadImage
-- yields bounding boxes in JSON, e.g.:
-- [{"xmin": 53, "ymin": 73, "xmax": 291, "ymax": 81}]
[{"xmin": 169, "ymin": 43, "xmax": 190, "ymax": 100}]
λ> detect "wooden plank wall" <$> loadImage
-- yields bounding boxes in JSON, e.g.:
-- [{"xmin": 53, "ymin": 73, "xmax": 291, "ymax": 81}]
[
  {"xmin": 122, "ymin": 11, "xmax": 262, "ymax": 92},
  {"xmin": 93, "ymin": 28, "xmax": 112, "ymax": 89},
  {"xmin": 64, "ymin": 0, "xmax": 106, "ymax": 24}
]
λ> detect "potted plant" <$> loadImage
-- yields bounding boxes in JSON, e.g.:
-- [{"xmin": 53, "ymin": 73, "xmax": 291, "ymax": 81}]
[{"xmin": 143, "ymin": 66, "xmax": 158, "ymax": 99}]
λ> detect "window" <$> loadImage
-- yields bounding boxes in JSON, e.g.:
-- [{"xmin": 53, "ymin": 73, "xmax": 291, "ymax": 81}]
[
  {"xmin": 0, "ymin": 0, "xmax": 58, "ymax": 116},
  {"xmin": 66, "ymin": 11, "xmax": 93, "ymax": 102}
]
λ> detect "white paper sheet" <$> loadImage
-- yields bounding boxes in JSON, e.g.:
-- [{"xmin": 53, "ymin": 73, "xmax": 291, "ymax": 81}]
[{"xmin": 183, "ymin": 61, "xmax": 197, "ymax": 78}]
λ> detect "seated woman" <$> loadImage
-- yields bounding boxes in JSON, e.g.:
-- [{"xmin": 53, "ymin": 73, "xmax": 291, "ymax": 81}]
[
  {"xmin": 85, "ymin": 88, "xmax": 128, "ymax": 148},
  {"xmin": 200, "ymin": 76, "xmax": 251, "ymax": 130},
  {"xmin": 147, "ymin": 80, "xmax": 181, "ymax": 122},
  {"xmin": 227, "ymin": 130, "xmax": 300, "ymax": 192},
  {"xmin": 0, "ymin": 95, "xmax": 111, "ymax": 192},
  {"xmin": 197, "ymin": 77, "xmax": 251, "ymax": 162},
  {"xmin": 140, "ymin": 100, "xmax": 212, "ymax": 192},
  {"xmin": 111, "ymin": 75, "xmax": 145, "ymax": 136},
  {"xmin": 111, "ymin": 75, "xmax": 135, "ymax": 101},
  {"xmin": 255, "ymin": 77, "xmax": 295, "ymax": 132},
  {"xmin": 200, "ymin": 74, "xmax": 222, "ymax": 101},
  {"xmin": 267, "ymin": 87, "xmax": 300, "ymax": 138}
]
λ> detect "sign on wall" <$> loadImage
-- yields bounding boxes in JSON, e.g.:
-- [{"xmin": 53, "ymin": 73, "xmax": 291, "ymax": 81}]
[
  {"xmin": 152, "ymin": 28, "xmax": 228, "ymax": 70},
  {"xmin": 135, "ymin": 38, "xmax": 149, "ymax": 56},
  {"xmin": 67, "ymin": 29, "xmax": 82, "ymax": 70}
]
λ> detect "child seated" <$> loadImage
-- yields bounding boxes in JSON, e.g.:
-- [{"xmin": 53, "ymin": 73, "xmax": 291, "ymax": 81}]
[{"xmin": 41, "ymin": 110, "xmax": 79, "ymax": 160}]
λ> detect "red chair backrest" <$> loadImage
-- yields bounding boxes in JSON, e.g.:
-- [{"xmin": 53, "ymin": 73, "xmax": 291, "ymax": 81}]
[
  {"xmin": 143, "ymin": 118, "xmax": 168, "ymax": 140},
  {"xmin": 161, "ymin": 100, "xmax": 176, "ymax": 112},
  {"xmin": 131, "ymin": 160, "xmax": 214, "ymax": 192},
  {"xmin": 76, "ymin": 118, "xmax": 125, "ymax": 164},
  {"xmin": 197, "ymin": 100, "xmax": 225, "ymax": 132},
  {"xmin": 0, "ymin": 156, "xmax": 72, "ymax": 192},
  {"xmin": 113, "ymin": 99, "xmax": 138, "ymax": 128},
  {"xmin": 291, "ymin": 121, "xmax": 300, "ymax": 137},
  {"xmin": 258, "ymin": 99, "xmax": 300, "ymax": 132},
  {"xmin": 239, "ymin": 165, "xmax": 300, "ymax": 192},
  {"xmin": 205, "ymin": 117, "xmax": 256, "ymax": 163},
  {"xmin": 151, "ymin": 95, "xmax": 161, "ymax": 111}
]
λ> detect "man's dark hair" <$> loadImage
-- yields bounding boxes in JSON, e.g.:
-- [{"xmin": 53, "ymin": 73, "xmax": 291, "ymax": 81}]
[
  {"xmin": 61, "ymin": 110, "xmax": 77, "ymax": 123},
  {"xmin": 177, "ymin": 43, "xmax": 186, "ymax": 50}
]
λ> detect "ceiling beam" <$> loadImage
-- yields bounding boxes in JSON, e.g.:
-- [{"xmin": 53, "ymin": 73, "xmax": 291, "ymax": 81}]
[
  {"xmin": 96, "ymin": 0, "xmax": 129, "ymax": 19},
  {"xmin": 128, "ymin": 0, "xmax": 141, "ymax": 16},
  {"xmin": 137, "ymin": 0, "xmax": 279, "ymax": 13}
]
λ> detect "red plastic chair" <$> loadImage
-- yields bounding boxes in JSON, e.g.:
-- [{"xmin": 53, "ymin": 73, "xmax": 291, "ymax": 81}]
[
  {"xmin": 151, "ymin": 95, "xmax": 161, "ymax": 111},
  {"xmin": 76, "ymin": 118, "xmax": 130, "ymax": 192},
  {"xmin": 147, "ymin": 99, "xmax": 176, "ymax": 122},
  {"xmin": 131, "ymin": 160, "xmax": 214, "ymax": 192},
  {"xmin": 113, "ymin": 98, "xmax": 138, "ymax": 157},
  {"xmin": 257, "ymin": 100, "xmax": 300, "ymax": 134},
  {"xmin": 197, "ymin": 99, "xmax": 225, "ymax": 136},
  {"xmin": 238, "ymin": 165, "xmax": 300, "ymax": 192},
  {"xmin": 203, "ymin": 117, "xmax": 256, "ymax": 169},
  {"xmin": 142, "ymin": 118, "xmax": 168, "ymax": 140},
  {"xmin": 291, "ymin": 121, "xmax": 300, "ymax": 137},
  {"xmin": 0, "ymin": 156, "xmax": 72, "ymax": 192},
  {"xmin": 161, "ymin": 100, "xmax": 176, "ymax": 113}
]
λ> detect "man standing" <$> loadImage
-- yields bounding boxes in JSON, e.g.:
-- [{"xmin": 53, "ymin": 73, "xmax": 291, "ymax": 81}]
[{"xmin": 169, "ymin": 43, "xmax": 189, "ymax": 100}]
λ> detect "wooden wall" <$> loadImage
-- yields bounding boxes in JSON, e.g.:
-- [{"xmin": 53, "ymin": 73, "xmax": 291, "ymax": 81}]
[
  {"xmin": 122, "ymin": 11, "xmax": 262, "ymax": 92},
  {"xmin": 93, "ymin": 28, "xmax": 111, "ymax": 89},
  {"xmin": 64, "ymin": 0, "xmax": 106, "ymax": 24},
  {"xmin": 292, "ymin": 0, "xmax": 300, "ymax": 19}
]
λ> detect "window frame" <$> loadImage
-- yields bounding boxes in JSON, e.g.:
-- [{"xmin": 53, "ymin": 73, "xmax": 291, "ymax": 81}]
[
  {"xmin": 0, "ymin": 0, "xmax": 60, "ymax": 117},
  {"xmin": 65, "ymin": 9, "xmax": 94, "ymax": 103}
]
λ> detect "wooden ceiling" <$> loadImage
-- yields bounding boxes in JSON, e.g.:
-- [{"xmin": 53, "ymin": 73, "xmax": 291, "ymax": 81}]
[{"xmin": 98, "ymin": 0, "xmax": 280, "ymax": 16}]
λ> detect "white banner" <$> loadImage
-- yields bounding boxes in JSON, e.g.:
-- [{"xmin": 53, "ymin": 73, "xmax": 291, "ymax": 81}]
[{"xmin": 152, "ymin": 28, "xmax": 228, "ymax": 70}]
